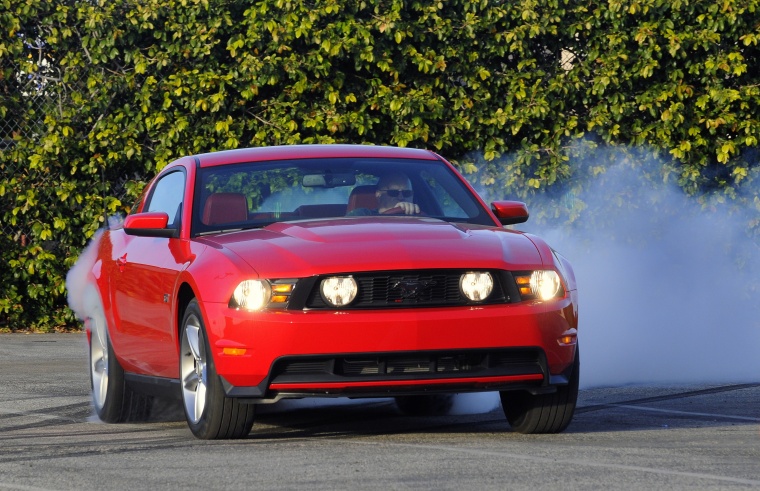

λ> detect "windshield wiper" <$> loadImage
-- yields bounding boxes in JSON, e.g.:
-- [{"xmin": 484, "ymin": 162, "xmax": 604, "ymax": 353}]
[
  {"xmin": 196, "ymin": 223, "xmax": 277, "ymax": 236},
  {"xmin": 197, "ymin": 227, "xmax": 244, "ymax": 236}
]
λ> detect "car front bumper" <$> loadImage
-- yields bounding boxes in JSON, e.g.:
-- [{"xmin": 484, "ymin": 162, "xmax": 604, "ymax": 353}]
[{"xmin": 200, "ymin": 295, "xmax": 578, "ymax": 402}]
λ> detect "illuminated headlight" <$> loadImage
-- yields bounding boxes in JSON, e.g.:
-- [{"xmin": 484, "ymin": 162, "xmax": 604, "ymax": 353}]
[
  {"xmin": 230, "ymin": 279, "xmax": 296, "ymax": 310},
  {"xmin": 231, "ymin": 280, "xmax": 271, "ymax": 311},
  {"xmin": 320, "ymin": 277, "xmax": 358, "ymax": 307},
  {"xmin": 516, "ymin": 270, "xmax": 563, "ymax": 301},
  {"xmin": 531, "ymin": 270, "xmax": 562, "ymax": 300},
  {"xmin": 460, "ymin": 272, "xmax": 494, "ymax": 302}
]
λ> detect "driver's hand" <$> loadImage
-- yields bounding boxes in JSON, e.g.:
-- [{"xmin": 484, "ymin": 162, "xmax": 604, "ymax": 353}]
[{"xmin": 397, "ymin": 201, "xmax": 420, "ymax": 215}]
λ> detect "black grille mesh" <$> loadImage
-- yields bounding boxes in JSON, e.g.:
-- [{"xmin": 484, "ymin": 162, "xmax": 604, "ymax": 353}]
[
  {"xmin": 304, "ymin": 270, "xmax": 509, "ymax": 309},
  {"xmin": 269, "ymin": 348, "xmax": 545, "ymax": 384}
]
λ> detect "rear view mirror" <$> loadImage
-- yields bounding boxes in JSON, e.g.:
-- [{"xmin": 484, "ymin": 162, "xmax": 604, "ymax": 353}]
[{"xmin": 302, "ymin": 173, "xmax": 356, "ymax": 188}]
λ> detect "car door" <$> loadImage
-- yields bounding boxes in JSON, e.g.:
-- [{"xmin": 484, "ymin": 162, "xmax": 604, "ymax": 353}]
[{"xmin": 109, "ymin": 169, "xmax": 187, "ymax": 378}]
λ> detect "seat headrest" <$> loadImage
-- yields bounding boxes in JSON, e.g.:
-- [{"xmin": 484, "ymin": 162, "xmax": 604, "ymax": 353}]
[
  {"xmin": 202, "ymin": 193, "xmax": 248, "ymax": 225},
  {"xmin": 347, "ymin": 185, "xmax": 378, "ymax": 212}
]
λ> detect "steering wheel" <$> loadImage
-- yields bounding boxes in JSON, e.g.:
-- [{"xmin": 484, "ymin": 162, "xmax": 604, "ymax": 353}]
[{"xmin": 381, "ymin": 206, "xmax": 424, "ymax": 215}]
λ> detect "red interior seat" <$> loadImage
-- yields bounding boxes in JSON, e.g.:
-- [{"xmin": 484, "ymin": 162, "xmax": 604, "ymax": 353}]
[
  {"xmin": 202, "ymin": 193, "xmax": 248, "ymax": 225},
  {"xmin": 346, "ymin": 185, "xmax": 378, "ymax": 213}
]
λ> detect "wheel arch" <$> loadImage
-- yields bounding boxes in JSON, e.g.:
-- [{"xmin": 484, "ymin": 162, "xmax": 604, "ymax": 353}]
[{"xmin": 176, "ymin": 282, "xmax": 197, "ymax": 340}]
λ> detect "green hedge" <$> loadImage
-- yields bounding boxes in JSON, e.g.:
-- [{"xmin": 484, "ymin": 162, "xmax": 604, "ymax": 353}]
[{"xmin": 1, "ymin": 0, "xmax": 758, "ymax": 330}]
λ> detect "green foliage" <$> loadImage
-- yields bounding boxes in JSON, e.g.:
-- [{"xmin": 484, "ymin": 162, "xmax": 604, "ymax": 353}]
[
  {"xmin": 1, "ymin": 0, "xmax": 758, "ymax": 330},
  {"xmin": 566, "ymin": 0, "xmax": 760, "ymax": 194}
]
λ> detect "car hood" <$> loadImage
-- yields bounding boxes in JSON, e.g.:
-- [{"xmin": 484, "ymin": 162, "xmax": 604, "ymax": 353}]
[{"xmin": 197, "ymin": 217, "xmax": 543, "ymax": 278}]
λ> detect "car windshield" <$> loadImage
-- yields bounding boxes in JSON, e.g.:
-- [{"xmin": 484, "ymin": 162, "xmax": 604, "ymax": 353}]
[{"xmin": 192, "ymin": 157, "xmax": 493, "ymax": 236}]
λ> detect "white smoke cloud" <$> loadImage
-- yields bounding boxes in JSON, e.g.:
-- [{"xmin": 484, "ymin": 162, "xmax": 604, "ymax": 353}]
[
  {"xmin": 514, "ymin": 149, "xmax": 760, "ymax": 388},
  {"xmin": 65, "ymin": 230, "xmax": 104, "ymax": 321}
]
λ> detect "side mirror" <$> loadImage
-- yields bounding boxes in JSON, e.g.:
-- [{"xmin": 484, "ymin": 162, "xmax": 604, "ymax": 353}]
[
  {"xmin": 491, "ymin": 201, "xmax": 529, "ymax": 225},
  {"xmin": 123, "ymin": 212, "xmax": 178, "ymax": 238}
]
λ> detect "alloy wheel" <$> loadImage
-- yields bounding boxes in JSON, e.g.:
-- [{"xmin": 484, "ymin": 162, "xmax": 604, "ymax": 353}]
[
  {"xmin": 181, "ymin": 313, "xmax": 208, "ymax": 424},
  {"xmin": 89, "ymin": 310, "xmax": 109, "ymax": 410}
]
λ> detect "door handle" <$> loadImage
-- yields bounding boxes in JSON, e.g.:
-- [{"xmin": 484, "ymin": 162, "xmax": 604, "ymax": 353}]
[{"xmin": 116, "ymin": 253, "xmax": 127, "ymax": 272}]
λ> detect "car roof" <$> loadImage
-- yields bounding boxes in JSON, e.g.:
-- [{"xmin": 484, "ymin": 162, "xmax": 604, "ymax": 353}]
[{"xmin": 192, "ymin": 144, "xmax": 442, "ymax": 168}]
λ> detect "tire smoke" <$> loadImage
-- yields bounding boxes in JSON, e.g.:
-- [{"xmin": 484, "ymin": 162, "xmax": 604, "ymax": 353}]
[
  {"xmin": 511, "ymin": 151, "xmax": 760, "ymax": 388},
  {"xmin": 65, "ymin": 230, "xmax": 104, "ymax": 321}
]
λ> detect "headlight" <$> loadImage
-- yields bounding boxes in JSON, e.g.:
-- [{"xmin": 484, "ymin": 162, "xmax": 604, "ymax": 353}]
[
  {"xmin": 515, "ymin": 270, "xmax": 563, "ymax": 301},
  {"xmin": 230, "ymin": 279, "xmax": 296, "ymax": 311},
  {"xmin": 531, "ymin": 270, "xmax": 561, "ymax": 300},
  {"xmin": 231, "ymin": 280, "xmax": 271, "ymax": 311},
  {"xmin": 460, "ymin": 272, "xmax": 493, "ymax": 301},
  {"xmin": 320, "ymin": 276, "xmax": 358, "ymax": 306}
]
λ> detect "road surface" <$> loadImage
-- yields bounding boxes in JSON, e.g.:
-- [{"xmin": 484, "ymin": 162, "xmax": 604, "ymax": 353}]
[{"xmin": 1, "ymin": 334, "xmax": 758, "ymax": 490}]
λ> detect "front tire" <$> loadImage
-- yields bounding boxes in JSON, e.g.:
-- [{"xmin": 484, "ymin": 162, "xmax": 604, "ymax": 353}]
[
  {"xmin": 87, "ymin": 289, "xmax": 152, "ymax": 423},
  {"xmin": 180, "ymin": 299, "xmax": 255, "ymax": 439},
  {"xmin": 500, "ymin": 347, "xmax": 579, "ymax": 434}
]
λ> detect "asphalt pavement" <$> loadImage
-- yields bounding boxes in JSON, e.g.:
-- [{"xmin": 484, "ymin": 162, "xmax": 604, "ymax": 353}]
[{"xmin": 1, "ymin": 333, "xmax": 758, "ymax": 490}]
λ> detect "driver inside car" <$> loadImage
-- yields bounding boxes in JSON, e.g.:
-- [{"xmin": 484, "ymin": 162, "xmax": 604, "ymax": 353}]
[{"xmin": 349, "ymin": 172, "xmax": 420, "ymax": 215}]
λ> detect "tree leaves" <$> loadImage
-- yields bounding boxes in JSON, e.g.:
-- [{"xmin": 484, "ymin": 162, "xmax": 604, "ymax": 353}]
[{"xmin": 1, "ymin": 0, "xmax": 758, "ymax": 329}]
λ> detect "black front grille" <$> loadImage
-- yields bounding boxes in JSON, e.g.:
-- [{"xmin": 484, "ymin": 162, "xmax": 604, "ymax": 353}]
[
  {"xmin": 279, "ymin": 361, "xmax": 331, "ymax": 374},
  {"xmin": 301, "ymin": 270, "xmax": 511, "ymax": 309},
  {"xmin": 269, "ymin": 348, "xmax": 546, "ymax": 385}
]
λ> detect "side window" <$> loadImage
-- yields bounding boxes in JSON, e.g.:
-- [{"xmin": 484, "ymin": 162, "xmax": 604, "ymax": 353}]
[{"xmin": 146, "ymin": 170, "xmax": 185, "ymax": 228}]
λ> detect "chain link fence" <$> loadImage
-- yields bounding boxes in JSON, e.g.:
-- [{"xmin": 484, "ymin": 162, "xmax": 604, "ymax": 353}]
[
  {"xmin": 1, "ymin": 46, "xmax": 145, "ymax": 234},
  {"xmin": 1, "ymin": 48, "xmax": 50, "ymax": 246},
  {"xmin": 0, "ymin": 50, "xmax": 47, "ymax": 328},
  {"xmin": 0, "ymin": 55, "xmax": 49, "ymax": 147},
  {"xmin": 0, "ymin": 42, "xmax": 147, "ymax": 329}
]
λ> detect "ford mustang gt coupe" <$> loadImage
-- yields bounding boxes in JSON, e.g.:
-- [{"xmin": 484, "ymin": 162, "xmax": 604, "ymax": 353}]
[{"xmin": 82, "ymin": 144, "xmax": 579, "ymax": 439}]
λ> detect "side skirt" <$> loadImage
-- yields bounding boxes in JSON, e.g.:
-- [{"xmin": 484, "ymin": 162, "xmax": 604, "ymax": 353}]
[{"xmin": 125, "ymin": 373, "xmax": 182, "ymax": 401}]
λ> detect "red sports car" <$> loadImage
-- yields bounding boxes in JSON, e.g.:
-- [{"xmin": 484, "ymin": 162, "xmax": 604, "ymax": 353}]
[{"xmin": 82, "ymin": 144, "xmax": 579, "ymax": 439}]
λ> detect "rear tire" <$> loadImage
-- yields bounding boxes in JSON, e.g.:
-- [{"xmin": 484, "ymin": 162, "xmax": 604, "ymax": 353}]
[
  {"xmin": 87, "ymin": 288, "xmax": 152, "ymax": 423},
  {"xmin": 500, "ymin": 347, "xmax": 579, "ymax": 434},
  {"xmin": 180, "ymin": 299, "xmax": 255, "ymax": 439}
]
